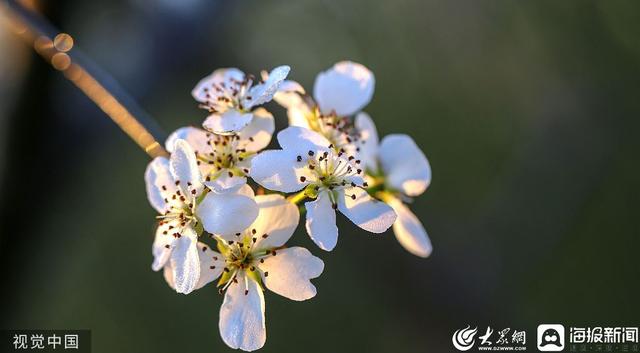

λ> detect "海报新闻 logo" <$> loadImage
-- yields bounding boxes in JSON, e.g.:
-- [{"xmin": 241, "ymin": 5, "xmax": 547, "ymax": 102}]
[
  {"xmin": 452, "ymin": 325, "xmax": 478, "ymax": 351},
  {"xmin": 537, "ymin": 324, "xmax": 565, "ymax": 351}
]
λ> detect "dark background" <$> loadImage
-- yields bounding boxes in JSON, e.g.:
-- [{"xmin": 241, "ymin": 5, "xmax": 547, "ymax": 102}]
[{"xmin": 1, "ymin": 0, "xmax": 639, "ymax": 352}]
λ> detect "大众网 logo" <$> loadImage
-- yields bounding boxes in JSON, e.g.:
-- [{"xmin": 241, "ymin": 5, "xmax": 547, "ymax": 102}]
[{"xmin": 452, "ymin": 325, "xmax": 478, "ymax": 351}]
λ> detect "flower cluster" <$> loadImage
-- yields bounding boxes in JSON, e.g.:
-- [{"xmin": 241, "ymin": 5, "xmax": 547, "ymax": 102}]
[{"xmin": 144, "ymin": 62, "xmax": 433, "ymax": 351}]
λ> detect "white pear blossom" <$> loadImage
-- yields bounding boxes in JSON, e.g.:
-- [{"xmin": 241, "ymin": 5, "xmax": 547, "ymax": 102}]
[
  {"xmin": 250, "ymin": 126, "xmax": 397, "ymax": 251},
  {"xmin": 357, "ymin": 117, "xmax": 433, "ymax": 257},
  {"xmin": 272, "ymin": 61, "xmax": 375, "ymax": 157},
  {"xmin": 165, "ymin": 108, "xmax": 275, "ymax": 192},
  {"xmin": 145, "ymin": 139, "xmax": 259, "ymax": 294},
  {"xmin": 192, "ymin": 66, "xmax": 289, "ymax": 135},
  {"xmin": 165, "ymin": 194, "xmax": 323, "ymax": 351}
]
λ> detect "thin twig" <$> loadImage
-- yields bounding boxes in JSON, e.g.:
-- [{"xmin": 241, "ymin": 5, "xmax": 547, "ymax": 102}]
[{"xmin": 1, "ymin": 0, "xmax": 169, "ymax": 158}]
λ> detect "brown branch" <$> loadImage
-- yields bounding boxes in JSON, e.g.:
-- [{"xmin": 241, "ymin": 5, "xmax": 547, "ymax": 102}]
[{"xmin": 1, "ymin": 0, "xmax": 169, "ymax": 158}]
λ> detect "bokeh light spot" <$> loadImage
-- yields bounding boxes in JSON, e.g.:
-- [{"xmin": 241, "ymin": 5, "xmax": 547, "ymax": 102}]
[
  {"xmin": 51, "ymin": 52, "xmax": 71, "ymax": 71},
  {"xmin": 53, "ymin": 33, "xmax": 74, "ymax": 52}
]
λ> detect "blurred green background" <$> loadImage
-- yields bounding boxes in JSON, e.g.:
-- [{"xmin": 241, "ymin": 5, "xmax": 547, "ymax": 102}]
[{"xmin": 1, "ymin": 0, "xmax": 639, "ymax": 352}]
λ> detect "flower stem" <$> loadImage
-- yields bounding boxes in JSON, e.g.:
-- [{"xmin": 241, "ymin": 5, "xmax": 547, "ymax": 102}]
[{"xmin": 286, "ymin": 191, "xmax": 308, "ymax": 205}]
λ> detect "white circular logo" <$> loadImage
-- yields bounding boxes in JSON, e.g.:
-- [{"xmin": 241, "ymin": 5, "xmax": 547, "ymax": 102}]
[{"xmin": 452, "ymin": 325, "xmax": 478, "ymax": 351}]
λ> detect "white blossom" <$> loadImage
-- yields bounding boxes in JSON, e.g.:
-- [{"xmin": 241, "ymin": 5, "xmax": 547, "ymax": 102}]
[
  {"xmin": 250, "ymin": 126, "xmax": 396, "ymax": 251},
  {"xmin": 165, "ymin": 194, "xmax": 324, "ymax": 351},
  {"xmin": 192, "ymin": 66, "xmax": 290, "ymax": 135},
  {"xmin": 357, "ymin": 117, "xmax": 433, "ymax": 258},
  {"xmin": 165, "ymin": 108, "xmax": 275, "ymax": 192},
  {"xmin": 145, "ymin": 139, "xmax": 259, "ymax": 294},
  {"xmin": 273, "ymin": 61, "xmax": 375, "ymax": 158}
]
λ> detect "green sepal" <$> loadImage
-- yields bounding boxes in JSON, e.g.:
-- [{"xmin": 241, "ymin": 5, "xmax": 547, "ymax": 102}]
[
  {"xmin": 193, "ymin": 221, "xmax": 204, "ymax": 236},
  {"xmin": 195, "ymin": 187, "xmax": 210, "ymax": 205},
  {"xmin": 303, "ymin": 184, "xmax": 319, "ymax": 199},
  {"xmin": 217, "ymin": 268, "xmax": 234, "ymax": 287},
  {"xmin": 216, "ymin": 238, "xmax": 231, "ymax": 258},
  {"xmin": 245, "ymin": 267, "xmax": 264, "ymax": 291}
]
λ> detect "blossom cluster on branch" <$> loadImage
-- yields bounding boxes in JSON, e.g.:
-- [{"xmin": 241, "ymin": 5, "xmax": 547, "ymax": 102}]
[{"xmin": 144, "ymin": 61, "xmax": 432, "ymax": 351}]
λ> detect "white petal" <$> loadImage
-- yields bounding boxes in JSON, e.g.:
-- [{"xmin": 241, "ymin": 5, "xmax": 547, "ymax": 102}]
[
  {"xmin": 203, "ymin": 110, "xmax": 253, "ymax": 135},
  {"xmin": 219, "ymin": 273, "xmax": 266, "ymax": 352},
  {"xmin": 169, "ymin": 139, "xmax": 204, "ymax": 195},
  {"xmin": 313, "ymin": 61, "xmax": 375, "ymax": 116},
  {"xmin": 273, "ymin": 79, "xmax": 306, "ymax": 109},
  {"xmin": 235, "ymin": 184, "xmax": 256, "ymax": 198},
  {"xmin": 354, "ymin": 112, "xmax": 379, "ymax": 173},
  {"xmin": 197, "ymin": 191, "xmax": 259, "ymax": 236},
  {"xmin": 245, "ymin": 65, "xmax": 290, "ymax": 108},
  {"xmin": 286, "ymin": 100, "xmax": 312, "ymax": 129},
  {"xmin": 250, "ymin": 150, "xmax": 308, "ymax": 193},
  {"xmin": 165, "ymin": 126, "xmax": 209, "ymax": 154},
  {"xmin": 163, "ymin": 263, "xmax": 175, "ymax": 289},
  {"xmin": 260, "ymin": 247, "xmax": 323, "ymax": 301},
  {"xmin": 337, "ymin": 187, "xmax": 396, "ymax": 233},
  {"xmin": 379, "ymin": 134, "xmax": 431, "ymax": 197},
  {"xmin": 144, "ymin": 157, "xmax": 173, "ymax": 213},
  {"xmin": 387, "ymin": 197, "xmax": 432, "ymax": 258},
  {"xmin": 277, "ymin": 126, "xmax": 331, "ymax": 154},
  {"xmin": 250, "ymin": 195, "xmax": 300, "ymax": 251},
  {"xmin": 162, "ymin": 242, "xmax": 225, "ymax": 290},
  {"xmin": 166, "ymin": 127, "xmax": 214, "ymax": 179},
  {"xmin": 192, "ymin": 68, "xmax": 245, "ymax": 102},
  {"xmin": 204, "ymin": 172, "xmax": 247, "ymax": 193},
  {"xmin": 195, "ymin": 243, "xmax": 225, "ymax": 289},
  {"xmin": 170, "ymin": 227, "xmax": 200, "ymax": 294},
  {"xmin": 236, "ymin": 108, "xmax": 275, "ymax": 152},
  {"xmin": 305, "ymin": 192, "xmax": 338, "ymax": 251},
  {"xmin": 152, "ymin": 224, "xmax": 175, "ymax": 271}
]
